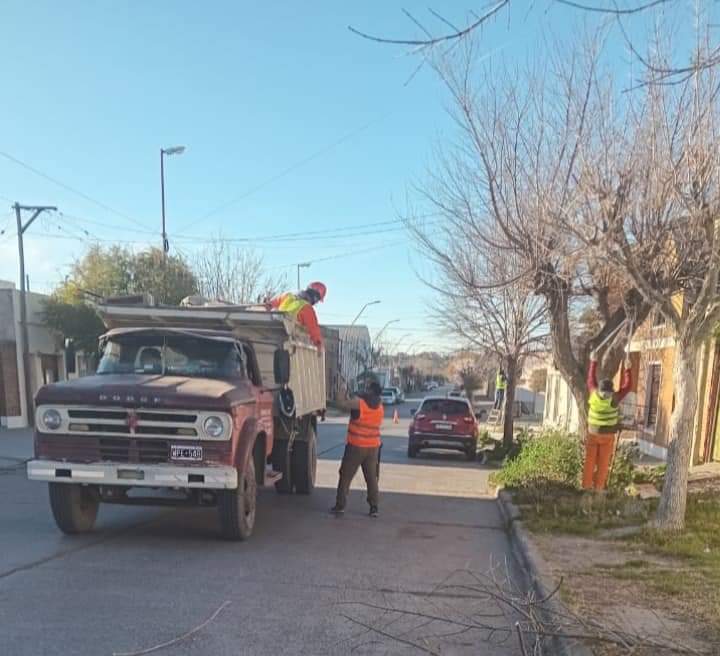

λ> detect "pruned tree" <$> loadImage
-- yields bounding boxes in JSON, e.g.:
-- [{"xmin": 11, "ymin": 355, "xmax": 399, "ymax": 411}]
[
  {"xmin": 193, "ymin": 239, "xmax": 285, "ymax": 304},
  {"xmin": 566, "ymin": 40, "xmax": 720, "ymax": 530},
  {"xmin": 410, "ymin": 40, "xmax": 650, "ymax": 444}
]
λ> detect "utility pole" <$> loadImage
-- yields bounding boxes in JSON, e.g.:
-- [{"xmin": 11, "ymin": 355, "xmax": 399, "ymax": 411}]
[
  {"xmin": 297, "ymin": 262, "xmax": 311, "ymax": 290},
  {"xmin": 160, "ymin": 145, "xmax": 186, "ymax": 257},
  {"xmin": 14, "ymin": 203, "xmax": 57, "ymax": 427}
]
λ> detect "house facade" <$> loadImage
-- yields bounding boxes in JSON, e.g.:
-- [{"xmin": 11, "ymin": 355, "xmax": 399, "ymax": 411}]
[
  {"xmin": 0, "ymin": 281, "xmax": 66, "ymax": 429},
  {"xmin": 543, "ymin": 307, "xmax": 720, "ymax": 466},
  {"xmin": 326, "ymin": 324, "xmax": 372, "ymax": 392}
]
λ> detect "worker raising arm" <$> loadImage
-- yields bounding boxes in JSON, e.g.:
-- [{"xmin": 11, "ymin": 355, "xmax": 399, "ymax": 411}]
[
  {"xmin": 268, "ymin": 282, "xmax": 326, "ymax": 350},
  {"xmin": 583, "ymin": 352, "xmax": 633, "ymax": 491}
]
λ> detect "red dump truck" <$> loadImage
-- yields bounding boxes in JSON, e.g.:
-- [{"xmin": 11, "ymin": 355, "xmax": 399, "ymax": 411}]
[{"xmin": 27, "ymin": 298, "xmax": 326, "ymax": 540}]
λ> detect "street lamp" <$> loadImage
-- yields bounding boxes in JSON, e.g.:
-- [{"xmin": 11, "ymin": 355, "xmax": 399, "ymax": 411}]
[
  {"xmin": 297, "ymin": 262, "xmax": 311, "ymax": 289},
  {"xmin": 370, "ymin": 319, "xmax": 400, "ymax": 371},
  {"xmin": 350, "ymin": 300, "xmax": 381, "ymax": 326},
  {"xmin": 160, "ymin": 145, "xmax": 186, "ymax": 253}
]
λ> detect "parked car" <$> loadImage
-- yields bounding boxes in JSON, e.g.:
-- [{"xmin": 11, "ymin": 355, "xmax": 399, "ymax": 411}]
[
  {"xmin": 381, "ymin": 388, "xmax": 398, "ymax": 405},
  {"xmin": 408, "ymin": 396, "xmax": 478, "ymax": 461},
  {"xmin": 424, "ymin": 381, "xmax": 439, "ymax": 391},
  {"xmin": 389, "ymin": 386, "xmax": 405, "ymax": 403}
]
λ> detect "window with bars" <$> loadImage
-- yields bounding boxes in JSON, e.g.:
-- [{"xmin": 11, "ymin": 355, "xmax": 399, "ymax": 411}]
[{"xmin": 645, "ymin": 364, "xmax": 662, "ymax": 428}]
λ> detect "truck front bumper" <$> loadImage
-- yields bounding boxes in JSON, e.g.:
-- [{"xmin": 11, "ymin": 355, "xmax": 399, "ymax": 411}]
[{"xmin": 27, "ymin": 459, "xmax": 238, "ymax": 490}]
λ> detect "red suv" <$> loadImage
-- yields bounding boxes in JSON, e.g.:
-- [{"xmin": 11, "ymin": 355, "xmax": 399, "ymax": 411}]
[{"xmin": 408, "ymin": 396, "xmax": 478, "ymax": 461}]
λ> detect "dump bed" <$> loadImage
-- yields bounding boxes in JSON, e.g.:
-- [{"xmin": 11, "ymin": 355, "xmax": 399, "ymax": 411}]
[{"xmin": 96, "ymin": 303, "xmax": 326, "ymax": 416}]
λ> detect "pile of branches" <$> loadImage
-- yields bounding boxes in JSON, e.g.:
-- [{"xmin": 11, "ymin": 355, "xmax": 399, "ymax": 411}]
[{"xmin": 336, "ymin": 564, "xmax": 709, "ymax": 655}]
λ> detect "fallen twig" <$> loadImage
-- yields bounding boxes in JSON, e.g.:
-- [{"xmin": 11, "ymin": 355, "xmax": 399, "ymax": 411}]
[{"xmin": 113, "ymin": 600, "xmax": 231, "ymax": 656}]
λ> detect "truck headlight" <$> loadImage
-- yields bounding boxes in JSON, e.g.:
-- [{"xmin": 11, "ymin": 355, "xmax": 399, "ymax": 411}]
[
  {"xmin": 42, "ymin": 409, "xmax": 62, "ymax": 431},
  {"xmin": 203, "ymin": 416, "xmax": 224, "ymax": 438}
]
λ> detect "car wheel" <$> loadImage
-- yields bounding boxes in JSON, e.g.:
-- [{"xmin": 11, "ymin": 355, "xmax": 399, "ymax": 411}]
[
  {"xmin": 465, "ymin": 444, "xmax": 477, "ymax": 461},
  {"xmin": 218, "ymin": 456, "xmax": 257, "ymax": 541},
  {"xmin": 48, "ymin": 483, "xmax": 99, "ymax": 534},
  {"xmin": 407, "ymin": 442, "xmax": 418, "ymax": 458}
]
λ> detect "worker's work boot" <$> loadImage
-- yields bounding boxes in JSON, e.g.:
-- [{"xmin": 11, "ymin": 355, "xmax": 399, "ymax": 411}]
[
  {"xmin": 329, "ymin": 505, "xmax": 345, "ymax": 516},
  {"xmin": 369, "ymin": 506, "xmax": 379, "ymax": 518}
]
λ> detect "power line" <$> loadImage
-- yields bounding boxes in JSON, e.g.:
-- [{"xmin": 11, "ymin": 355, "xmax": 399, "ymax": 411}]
[
  {"xmin": 176, "ymin": 109, "xmax": 395, "ymax": 234},
  {"xmin": 171, "ymin": 213, "xmax": 439, "ymax": 245},
  {"xmin": 0, "ymin": 149, "xmax": 149, "ymax": 230}
]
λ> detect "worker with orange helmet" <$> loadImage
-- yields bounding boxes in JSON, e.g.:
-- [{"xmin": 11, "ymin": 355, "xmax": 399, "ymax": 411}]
[{"xmin": 268, "ymin": 282, "xmax": 326, "ymax": 349}]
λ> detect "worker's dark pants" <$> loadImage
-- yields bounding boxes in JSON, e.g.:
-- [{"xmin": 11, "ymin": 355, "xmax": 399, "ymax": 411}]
[
  {"xmin": 494, "ymin": 389, "xmax": 505, "ymax": 409},
  {"xmin": 335, "ymin": 444, "xmax": 380, "ymax": 509}
]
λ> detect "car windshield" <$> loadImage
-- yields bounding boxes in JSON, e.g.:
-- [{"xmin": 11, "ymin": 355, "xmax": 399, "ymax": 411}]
[
  {"xmin": 97, "ymin": 334, "xmax": 247, "ymax": 380},
  {"xmin": 420, "ymin": 399, "xmax": 471, "ymax": 416}
]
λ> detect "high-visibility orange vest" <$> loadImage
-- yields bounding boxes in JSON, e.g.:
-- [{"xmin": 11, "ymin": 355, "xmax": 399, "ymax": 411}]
[
  {"xmin": 277, "ymin": 293, "xmax": 309, "ymax": 319},
  {"xmin": 347, "ymin": 399, "xmax": 384, "ymax": 448}
]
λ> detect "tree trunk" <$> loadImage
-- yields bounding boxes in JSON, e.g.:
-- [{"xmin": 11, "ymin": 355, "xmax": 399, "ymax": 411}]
[
  {"xmin": 655, "ymin": 337, "xmax": 700, "ymax": 531},
  {"xmin": 502, "ymin": 356, "xmax": 518, "ymax": 452}
]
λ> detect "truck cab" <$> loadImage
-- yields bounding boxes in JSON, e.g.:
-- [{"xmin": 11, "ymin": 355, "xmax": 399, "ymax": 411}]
[{"xmin": 27, "ymin": 301, "xmax": 326, "ymax": 541}]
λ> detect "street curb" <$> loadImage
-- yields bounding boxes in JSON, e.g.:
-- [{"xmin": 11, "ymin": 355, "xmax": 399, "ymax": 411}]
[{"xmin": 496, "ymin": 490, "xmax": 594, "ymax": 656}]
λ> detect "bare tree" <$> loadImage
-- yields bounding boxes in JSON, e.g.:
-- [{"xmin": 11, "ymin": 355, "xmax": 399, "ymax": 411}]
[
  {"xmin": 411, "ymin": 40, "xmax": 650, "ymax": 442},
  {"xmin": 567, "ymin": 42, "xmax": 720, "ymax": 530},
  {"xmin": 350, "ymin": 2, "xmax": 720, "ymax": 85},
  {"xmin": 193, "ymin": 239, "xmax": 285, "ymax": 304},
  {"xmin": 411, "ymin": 224, "xmax": 547, "ymax": 450}
]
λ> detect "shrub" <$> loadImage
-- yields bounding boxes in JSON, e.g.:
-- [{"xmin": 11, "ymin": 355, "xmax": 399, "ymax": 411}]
[
  {"xmin": 607, "ymin": 442, "xmax": 639, "ymax": 494},
  {"xmin": 491, "ymin": 428, "xmax": 583, "ymax": 491}
]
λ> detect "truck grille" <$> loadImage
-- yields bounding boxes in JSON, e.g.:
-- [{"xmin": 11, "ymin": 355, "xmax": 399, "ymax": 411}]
[
  {"xmin": 36, "ymin": 435, "xmax": 230, "ymax": 465},
  {"xmin": 36, "ymin": 406, "xmax": 232, "ymax": 441}
]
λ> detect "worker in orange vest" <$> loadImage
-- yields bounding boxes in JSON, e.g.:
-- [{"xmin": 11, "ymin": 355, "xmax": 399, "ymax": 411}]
[
  {"xmin": 331, "ymin": 377, "xmax": 384, "ymax": 518},
  {"xmin": 268, "ymin": 282, "xmax": 326, "ymax": 350}
]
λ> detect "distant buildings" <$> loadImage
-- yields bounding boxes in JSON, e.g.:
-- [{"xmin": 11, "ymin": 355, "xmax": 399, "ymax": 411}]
[
  {"xmin": 325, "ymin": 324, "xmax": 372, "ymax": 393},
  {"xmin": 0, "ymin": 281, "xmax": 67, "ymax": 429}
]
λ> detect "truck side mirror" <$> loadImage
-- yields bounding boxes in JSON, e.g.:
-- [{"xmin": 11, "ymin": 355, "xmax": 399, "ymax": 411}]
[
  {"xmin": 274, "ymin": 349, "xmax": 291, "ymax": 385},
  {"xmin": 64, "ymin": 338, "xmax": 76, "ymax": 375}
]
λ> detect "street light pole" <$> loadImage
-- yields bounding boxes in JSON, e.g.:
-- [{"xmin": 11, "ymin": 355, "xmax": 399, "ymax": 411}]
[
  {"xmin": 350, "ymin": 299, "xmax": 381, "ymax": 326},
  {"xmin": 14, "ymin": 203, "xmax": 57, "ymax": 427},
  {"xmin": 160, "ymin": 145, "xmax": 186, "ymax": 255},
  {"xmin": 371, "ymin": 319, "xmax": 399, "ymax": 371},
  {"xmin": 297, "ymin": 262, "xmax": 311, "ymax": 290}
]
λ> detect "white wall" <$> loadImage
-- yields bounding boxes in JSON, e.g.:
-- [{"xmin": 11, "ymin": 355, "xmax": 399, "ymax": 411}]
[{"xmin": 543, "ymin": 368, "xmax": 580, "ymax": 433}]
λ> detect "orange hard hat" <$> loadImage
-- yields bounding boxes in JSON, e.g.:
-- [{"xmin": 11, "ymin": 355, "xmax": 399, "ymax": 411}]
[{"xmin": 308, "ymin": 281, "xmax": 327, "ymax": 302}]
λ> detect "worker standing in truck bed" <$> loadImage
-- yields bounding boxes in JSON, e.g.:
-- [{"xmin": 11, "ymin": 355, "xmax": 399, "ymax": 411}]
[{"xmin": 268, "ymin": 282, "xmax": 326, "ymax": 350}]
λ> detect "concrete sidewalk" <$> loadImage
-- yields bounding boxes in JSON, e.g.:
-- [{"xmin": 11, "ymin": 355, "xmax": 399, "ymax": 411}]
[{"xmin": 0, "ymin": 427, "xmax": 33, "ymax": 464}]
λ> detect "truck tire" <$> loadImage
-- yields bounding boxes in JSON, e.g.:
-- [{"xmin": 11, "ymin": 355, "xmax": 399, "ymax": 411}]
[
  {"xmin": 292, "ymin": 425, "xmax": 317, "ymax": 495},
  {"xmin": 273, "ymin": 439, "xmax": 293, "ymax": 494},
  {"xmin": 48, "ymin": 483, "xmax": 99, "ymax": 534},
  {"xmin": 218, "ymin": 456, "xmax": 256, "ymax": 541},
  {"xmin": 407, "ymin": 441, "xmax": 418, "ymax": 458}
]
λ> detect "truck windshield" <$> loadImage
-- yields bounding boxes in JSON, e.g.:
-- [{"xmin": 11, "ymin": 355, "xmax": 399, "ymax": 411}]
[{"xmin": 97, "ymin": 334, "xmax": 246, "ymax": 380}]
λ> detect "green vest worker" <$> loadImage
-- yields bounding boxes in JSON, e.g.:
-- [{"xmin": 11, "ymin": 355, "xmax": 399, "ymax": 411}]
[
  {"xmin": 583, "ymin": 353, "xmax": 632, "ymax": 491},
  {"xmin": 494, "ymin": 369, "xmax": 507, "ymax": 410}
]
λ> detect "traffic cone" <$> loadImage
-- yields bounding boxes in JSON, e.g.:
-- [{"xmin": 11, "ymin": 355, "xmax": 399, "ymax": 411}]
[{"xmin": 393, "ymin": 409, "xmax": 399, "ymax": 424}]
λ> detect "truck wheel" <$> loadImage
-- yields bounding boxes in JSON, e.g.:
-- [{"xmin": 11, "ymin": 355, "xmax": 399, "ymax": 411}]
[
  {"xmin": 407, "ymin": 441, "xmax": 418, "ymax": 458},
  {"xmin": 273, "ymin": 439, "xmax": 293, "ymax": 494},
  {"xmin": 48, "ymin": 483, "xmax": 99, "ymax": 534},
  {"xmin": 292, "ymin": 425, "xmax": 317, "ymax": 495},
  {"xmin": 218, "ymin": 456, "xmax": 256, "ymax": 541}
]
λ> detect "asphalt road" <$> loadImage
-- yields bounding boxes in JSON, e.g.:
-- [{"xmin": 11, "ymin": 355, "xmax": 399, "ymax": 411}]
[{"xmin": 0, "ymin": 399, "xmax": 524, "ymax": 656}]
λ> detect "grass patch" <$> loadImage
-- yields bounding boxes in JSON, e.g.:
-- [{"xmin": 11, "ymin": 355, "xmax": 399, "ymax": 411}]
[{"xmin": 516, "ymin": 488, "xmax": 654, "ymax": 536}]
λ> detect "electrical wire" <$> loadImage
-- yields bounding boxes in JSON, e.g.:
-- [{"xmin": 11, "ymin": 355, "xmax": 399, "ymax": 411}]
[
  {"xmin": 0, "ymin": 149, "xmax": 149, "ymax": 230},
  {"xmin": 176, "ymin": 109, "xmax": 395, "ymax": 234}
]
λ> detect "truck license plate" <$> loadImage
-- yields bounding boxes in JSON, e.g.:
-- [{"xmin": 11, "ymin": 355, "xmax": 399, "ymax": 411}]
[{"xmin": 171, "ymin": 445, "xmax": 203, "ymax": 461}]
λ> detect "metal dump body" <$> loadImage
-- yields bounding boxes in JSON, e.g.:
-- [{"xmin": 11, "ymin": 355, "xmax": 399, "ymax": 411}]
[{"xmin": 96, "ymin": 303, "xmax": 326, "ymax": 416}]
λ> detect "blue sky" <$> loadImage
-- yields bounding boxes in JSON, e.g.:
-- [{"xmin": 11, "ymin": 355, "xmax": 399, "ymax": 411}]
[{"xmin": 0, "ymin": 1, "xmax": 700, "ymax": 351}]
